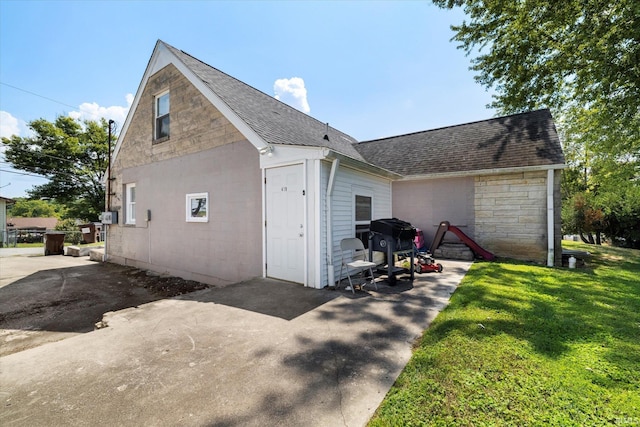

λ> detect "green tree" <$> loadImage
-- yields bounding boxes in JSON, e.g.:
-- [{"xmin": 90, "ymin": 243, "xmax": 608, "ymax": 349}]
[
  {"xmin": 562, "ymin": 192, "xmax": 605, "ymax": 244},
  {"xmin": 434, "ymin": 0, "xmax": 640, "ymax": 246},
  {"xmin": 7, "ymin": 198, "xmax": 66, "ymax": 218},
  {"xmin": 54, "ymin": 218, "xmax": 83, "ymax": 244},
  {"xmin": 2, "ymin": 117, "xmax": 112, "ymax": 221}
]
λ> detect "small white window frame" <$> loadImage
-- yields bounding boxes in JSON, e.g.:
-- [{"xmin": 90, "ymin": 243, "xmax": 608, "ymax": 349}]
[
  {"xmin": 353, "ymin": 187, "xmax": 373, "ymax": 246},
  {"xmin": 186, "ymin": 192, "xmax": 209, "ymax": 223},
  {"xmin": 125, "ymin": 183, "xmax": 136, "ymax": 225},
  {"xmin": 355, "ymin": 194, "xmax": 373, "ymax": 223},
  {"xmin": 155, "ymin": 90, "xmax": 170, "ymax": 140}
]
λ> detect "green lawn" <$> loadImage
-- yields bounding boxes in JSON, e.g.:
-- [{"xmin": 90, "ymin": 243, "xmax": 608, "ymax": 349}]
[
  {"xmin": 14, "ymin": 242, "xmax": 46, "ymax": 248},
  {"xmin": 14, "ymin": 241, "xmax": 104, "ymax": 249},
  {"xmin": 370, "ymin": 241, "xmax": 640, "ymax": 426}
]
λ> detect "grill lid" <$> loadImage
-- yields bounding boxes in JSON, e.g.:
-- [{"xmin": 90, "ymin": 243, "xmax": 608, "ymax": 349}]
[{"xmin": 370, "ymin": 218, "xmax": 416, "ymax": 240}]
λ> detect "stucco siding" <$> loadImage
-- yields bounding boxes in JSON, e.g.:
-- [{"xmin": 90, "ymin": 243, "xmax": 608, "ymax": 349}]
[
  {"xmin": 108, "ymin": 62, "xmax": 263, "ymax": 285},
  {"xmin": 392, "ymin": 177, "xmax": 474, "ymax": 245},
  {"xmin": 394, "ymin": 170, "xmax": 562, "ymax": 266},
  {"xmin": 108, "ymin": 139, "xmax": 262, "ymax": 286}
]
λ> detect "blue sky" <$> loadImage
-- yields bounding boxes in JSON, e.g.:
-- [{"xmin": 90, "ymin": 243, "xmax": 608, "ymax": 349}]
[{"xmin": 0, "ymin": 0, "xmax": 495, "ymax": 199}]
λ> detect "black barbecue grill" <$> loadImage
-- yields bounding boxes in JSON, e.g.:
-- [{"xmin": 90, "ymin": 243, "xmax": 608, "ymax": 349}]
[{"xmin": 368, "ymin": 218, "xmax": 416, "ymax": 285}]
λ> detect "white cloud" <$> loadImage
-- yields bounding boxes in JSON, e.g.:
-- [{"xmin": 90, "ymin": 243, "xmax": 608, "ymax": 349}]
[
  {"xmin": 0, "ymin": 111, "xmax": 23, "ymax": 138},
  {"xmin": 274, "ymin": 77, "xmax": 311, "ymax": 114},
  {"xmin": 68, "ymin": 93, "xmax": 134, "ymax": 127}
]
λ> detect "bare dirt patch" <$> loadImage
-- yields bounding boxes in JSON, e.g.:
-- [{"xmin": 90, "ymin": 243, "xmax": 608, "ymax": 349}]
[
  {"xmin": 0, "ymin": 260, "xmax": 209, "ymax": 357},
  {"xmin": 125, "ymin": 268, "xmax": 209, "ymax": 297}
]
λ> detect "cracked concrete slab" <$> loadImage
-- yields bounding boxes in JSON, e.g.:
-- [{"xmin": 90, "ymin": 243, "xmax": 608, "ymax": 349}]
[{"xmin": 0, "ymin": 259, "xmax": 471, "ymax": 426}]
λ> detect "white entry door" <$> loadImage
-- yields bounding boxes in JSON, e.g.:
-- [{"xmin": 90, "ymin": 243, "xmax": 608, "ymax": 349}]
[{"xmin": 266, "ymin": 164, "xmax": 305, "ymax": 284}]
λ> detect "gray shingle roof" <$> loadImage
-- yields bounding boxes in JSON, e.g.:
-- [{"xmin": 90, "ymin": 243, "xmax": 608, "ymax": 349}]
[
  {"xmin": 163, "ymin": 41, "xmax": 366, "ymax": 162},
  {"xmin": 160, "ymin": 42, "xmax": 564, "ymax": 177},
  {"xmin": 353, "ymin": 109, "xmax": 565, "ymax": 177}
]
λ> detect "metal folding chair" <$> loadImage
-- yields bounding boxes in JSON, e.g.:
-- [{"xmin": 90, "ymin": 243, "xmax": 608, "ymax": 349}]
[{"xmin": 339, "ymin": 237, "xmax": 378, "ymax": 293}]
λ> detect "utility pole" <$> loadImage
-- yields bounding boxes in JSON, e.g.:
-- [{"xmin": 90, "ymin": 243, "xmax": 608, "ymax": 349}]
[
  {"xmin": 107, "ymin": 120, "xmax": 114, "ymax": 211},
  {"xmin": 105, "ymin": 120, "xmax": 115, "ymax": 262}
]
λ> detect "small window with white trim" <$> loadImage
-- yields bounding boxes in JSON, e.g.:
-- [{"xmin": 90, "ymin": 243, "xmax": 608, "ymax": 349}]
[
  {"xmin": 155, "ymin": 91, "xmax": 170, "ymax": 140},
  {"xmin": 355, "ymin": 194, "xmax": 372, "ymax": 248},
  {"xmin": 186, "ymin": 192, "xmax": 209, "ymax": 222},
  {"xmin": 125, "ymin": 183, "xmax": 136, "ymax": 225}
]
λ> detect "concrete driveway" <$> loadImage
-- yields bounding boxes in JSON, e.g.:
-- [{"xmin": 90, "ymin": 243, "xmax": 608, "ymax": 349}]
[
  {"xmin": 0, "ymin": 256, "xmax": 471, "ymax": 426},
  {"xmin": 1, "ymin": 253, "xmax": 206, "ymax": 357}
]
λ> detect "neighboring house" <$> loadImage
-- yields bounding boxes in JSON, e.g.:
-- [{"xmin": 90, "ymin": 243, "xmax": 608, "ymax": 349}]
[
  {"xmin": 6, "ymin": 217, "xmax": 59, "ymax": 231},
  {"xmin": 0, "ymin": 196, "xmax": 15, "ymax": 247},
  {"xmin": 106, "ymin": 40, "xmax": 565, "ymax": 289},
  {"xmin": 6, "ymin": 217, "xmax": 59, "ymax": 244}
]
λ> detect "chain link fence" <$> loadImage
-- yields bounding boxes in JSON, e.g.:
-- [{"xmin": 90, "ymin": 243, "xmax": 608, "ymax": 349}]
[{"xmin": 1, "ymin": 229, "xmax": 104, "ymax": 247}]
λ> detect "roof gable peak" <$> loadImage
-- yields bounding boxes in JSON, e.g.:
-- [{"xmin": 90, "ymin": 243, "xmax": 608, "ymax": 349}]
[{"xmin": 158, "ymin": 41, "xmax": 366, "ymax": 161}]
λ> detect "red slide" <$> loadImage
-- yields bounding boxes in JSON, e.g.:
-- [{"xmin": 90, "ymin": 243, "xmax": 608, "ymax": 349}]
[{"xmin": 447, "ymin": 225, "xmax": 496, "ymax": 261}]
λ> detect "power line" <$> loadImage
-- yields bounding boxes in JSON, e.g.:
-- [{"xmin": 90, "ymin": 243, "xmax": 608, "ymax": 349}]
[
  {"xmin": 3, "ymin": 145, "xmax": 81, "ymax": 165},
  {"xmin": 0, "ymin": 169, "xmax": 49, "ymax": 178},
  {"xmin": 1, "ymin": 81, "xmax": 124, "ymax": 135},
  {"xmin": 0, "ymin": 81, "xmax": 78, "ymax": 110},
  {"xmin": 0, "ymin": 166, "xmax": 84, "ymax": 181}
]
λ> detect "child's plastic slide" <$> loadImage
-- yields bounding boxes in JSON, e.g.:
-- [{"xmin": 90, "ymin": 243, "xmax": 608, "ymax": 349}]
[{"xmin": 429, "ymin": 221, "xmax": 496, "ymax": 261}]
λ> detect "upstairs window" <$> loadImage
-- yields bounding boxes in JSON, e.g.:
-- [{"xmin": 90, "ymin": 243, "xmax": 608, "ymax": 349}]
[{"xmin": 155, "ymin": 91, "xmax": 170, "ymax": 140}]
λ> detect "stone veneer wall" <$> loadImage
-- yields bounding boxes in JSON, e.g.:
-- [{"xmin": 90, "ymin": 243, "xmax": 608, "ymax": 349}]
[
  {"xmin": 113, "ymin": 63, "xmax": 246, "ymax": 172},
  {"xmin": 110, "ymin": 63, "xmax": 248, "ymax": 218},
  {"xmin": 474, "ymin": 170, "xmax": 561, "ymax": 265}
]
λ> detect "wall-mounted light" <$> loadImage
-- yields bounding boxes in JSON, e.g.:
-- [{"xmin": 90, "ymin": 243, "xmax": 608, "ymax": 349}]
[{"xmin": 259, "ymin": 145, "xmax": 274, "ymax": 157}]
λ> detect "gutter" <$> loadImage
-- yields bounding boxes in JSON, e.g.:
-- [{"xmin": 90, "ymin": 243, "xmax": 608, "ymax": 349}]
[
  {"xmin": 322, "ymin": 148, "xmax": 401, "ymax": 180},
  {"xmin": 326, "ymin": 158, "xmax": 340, "ymax": 287},
  {"xmin": 398, "ymin": 163, "xmax": 566, "ymax": 182}
]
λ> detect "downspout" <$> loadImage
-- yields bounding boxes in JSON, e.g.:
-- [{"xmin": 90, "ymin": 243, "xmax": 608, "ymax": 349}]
[
  {"xmin": 326, "ymin": 158, "xmax": 340, "ymax": 286},
  {"xmin": 547, "ymin": 169, "xmax": 555, "ymax": 267}
]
